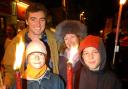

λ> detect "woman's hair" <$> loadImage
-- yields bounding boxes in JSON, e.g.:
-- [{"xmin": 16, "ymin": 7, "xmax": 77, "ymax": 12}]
[{"xmin": 55, "ymin": 20, "xmax": 88, "ymax": 43}]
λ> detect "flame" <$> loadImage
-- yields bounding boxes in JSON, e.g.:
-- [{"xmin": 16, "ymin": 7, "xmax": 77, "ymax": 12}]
[
  {"xmin": 68, "ymin": 45, "xmax": 78, "ymax": 64},
  {"xmin": 13, "ymin": 37, "xmax": 25, "ymax": 70},
  {"xmin": 120, "ymin": 0, "xmax": 126, "ymax": 5}
]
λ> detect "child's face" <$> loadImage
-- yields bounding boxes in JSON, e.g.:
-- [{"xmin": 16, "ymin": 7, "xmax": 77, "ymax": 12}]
[
  {"xmin": 82, "ymin": 47, "xmax": 101, "ymax": 71},
  {"xmin": 28, "ymin": 52, "xmax": 46, "ymax": 69},
  {"xmin": 64, "ymin": 33, "xmax": 79, "ymax": 49}
]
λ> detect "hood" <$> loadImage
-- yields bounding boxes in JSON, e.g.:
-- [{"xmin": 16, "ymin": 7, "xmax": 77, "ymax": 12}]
[
  {"xmin": 79, "ymin": 35, "xmax": 106, "ymax": 71},
  {"xmin": 55, "ymin": 20, "xmax": 87, "ymax": 43}
]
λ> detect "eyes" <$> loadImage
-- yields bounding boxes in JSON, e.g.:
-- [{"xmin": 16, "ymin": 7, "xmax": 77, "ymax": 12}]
[
  {"xmin": 30, "ymin": 17, "xmax": 46, "ymax": 22},
  {"xmin": 64, "ymin": 34, "xmax": 77, "ymax": 41},
  {"xmin": 28, "ymin": 52, "xmax": 45, "ymax": 60},
  {"xmin": 82, "ymin": 50, "xmax": 99, "ymax": 57}
]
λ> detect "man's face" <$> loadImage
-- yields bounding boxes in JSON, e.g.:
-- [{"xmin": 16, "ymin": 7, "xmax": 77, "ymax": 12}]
[
  {"xmin": 28, "ymin": 52, "xmax": 46, "ymax": 69},
  {"xmin": 6, "ymin": 26, "xmax": 14, "ymax": 37},
  {"xmin": 26, "ymin": 11, "xmax": 46, "ymax": 36},
  {"xmin": 82, "ymin": 47, "xmax": 101, "ymax": 71},
  {"xmin": 64, "ymin": 33, "xmax": 79, "ymax": 49}
]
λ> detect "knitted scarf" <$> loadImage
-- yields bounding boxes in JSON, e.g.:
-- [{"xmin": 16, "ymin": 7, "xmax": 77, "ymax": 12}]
[{"xmin": 22, "ymin": 64, "xmax": 47, "ymax": 79}]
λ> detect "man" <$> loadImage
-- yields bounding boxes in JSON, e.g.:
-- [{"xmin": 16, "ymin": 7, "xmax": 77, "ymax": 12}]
[
  {"xmin": 2, "ymin": 3, "xmax": 59, "ymax": 88},
  {"xmin": 4, "ymin": 24, "xmax": 17, "ymax": 49}
]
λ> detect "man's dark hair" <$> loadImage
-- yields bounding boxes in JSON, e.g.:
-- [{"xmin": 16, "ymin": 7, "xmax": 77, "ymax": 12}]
[{"xmin": 25, "ymin": 3, "xmax": 47, "ymax": 19}]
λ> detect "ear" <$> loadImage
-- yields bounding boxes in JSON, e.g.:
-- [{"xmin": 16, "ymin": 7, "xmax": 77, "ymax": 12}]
[{"xmin": 26, "ymin": 20, "xmax": 28, "ymax": 25}]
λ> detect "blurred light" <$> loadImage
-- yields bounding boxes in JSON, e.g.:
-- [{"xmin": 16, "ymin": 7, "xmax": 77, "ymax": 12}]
[
  {"xmin": 120, "ymin": 0, "xmax": 126, "ymax": 5},
  {"xmin": 100, "ymin": 30, "xmax": 103, "ymax": 34},
  {"xmin": 13, "ymin": 37, "xmax": 25, "ymax": 70},
  {"xmin": 68, "ymin": 45, "xmax": 78, "ymax": 64},
  {"xmin": 17, "ymin": 2, "xmax": 29, "ymax": 8}
]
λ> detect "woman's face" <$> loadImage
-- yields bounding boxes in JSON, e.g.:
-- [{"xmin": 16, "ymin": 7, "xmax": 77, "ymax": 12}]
[
  {"xmin": 64, "ymin": 33, "xmax": 79, "ymax": 49},
  {"xmin": 82, "ymin": 47, "xmax": 101, "ymax": 71},
  {"xmin": 28, "ymin": 52, "xmax": 46, "ymax": 69}
]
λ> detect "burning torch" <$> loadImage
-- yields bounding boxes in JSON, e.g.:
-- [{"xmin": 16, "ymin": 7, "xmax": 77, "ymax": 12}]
[
  {"xmin": 113, "ymin": 0, "xmax": 126, "ymax": 64},
  {"xmin": 67, "ymin": 45, "xmax": 78, "ymax": 89},
  {"xmin": 13, "ymin": 37, "xmax": 25, "ymax": 89}
]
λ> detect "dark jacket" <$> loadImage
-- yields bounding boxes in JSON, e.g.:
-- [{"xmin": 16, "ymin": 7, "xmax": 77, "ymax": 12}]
[
  {"xmin": 79, "ymin": 35, "xmax": 122, "ymax": 89},
  {"xmin": 79, "ymin": 67, "xmax": 122, "ymax": 89},
  {"xmin": 13, "ymin": 70, "xmax": 64, "ymax": 89}
]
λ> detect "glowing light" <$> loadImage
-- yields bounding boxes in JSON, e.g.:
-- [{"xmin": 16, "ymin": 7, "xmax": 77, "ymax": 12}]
[
  {"xmin": 63, "ymin": 0, "xmax": 66, "ymax": 7},
  {"xmin": 82, "ymin": 11, "xmax": 84, "ymax": 14},
  {"xmin": 13, "ymin": 37, "xmax": 25, "ymax": 70},
  {"xmin": 100, "ymin": 30, "xmax": 103, "ymax": 34},
  {"xmin": 120, "ymin": 0, "xmax": 126, "ymax": 5},
  {"xmin": 68, "ymin": 45, "xmax": 78, "ymax": 64},
  {"xmin": 17, "ymin": 2, "xmax": 29, "ymax": 8}
]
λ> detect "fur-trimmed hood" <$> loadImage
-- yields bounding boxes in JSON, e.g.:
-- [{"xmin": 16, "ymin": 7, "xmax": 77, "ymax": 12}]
[{"xmin": 55, "ymin": 20, "xmax": 87, "ymax": 43}]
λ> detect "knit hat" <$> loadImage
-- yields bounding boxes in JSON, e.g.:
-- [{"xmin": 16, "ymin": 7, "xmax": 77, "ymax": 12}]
[
  {"xmin": 79, "ymin": 35, "xmax": 106, "ymax": 70},
  {"xmin": 26, "ymin": 40, "xmax": 47, "ymax": 57},
  {"xmin": 55, "ymin": 20, "xmax": 87, "ymax": 43},
  {"xmin": 79, "ymin": 35, "xmax": 100, "ymax": 53}
]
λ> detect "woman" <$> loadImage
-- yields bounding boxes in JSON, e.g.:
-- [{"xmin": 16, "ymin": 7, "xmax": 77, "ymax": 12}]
[{"xmin": 55, "ymin": 20, "xmax": 87, "ymax": 88}]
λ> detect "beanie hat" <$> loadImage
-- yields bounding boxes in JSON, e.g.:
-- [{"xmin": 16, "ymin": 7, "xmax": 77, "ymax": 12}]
[
  {"xmin": 26, "ymin": 40, "xmax": 47, "ymax": 57},
  {"xmin": 55, "ymin": 20, "xmax": 87, "ymax": 43},
  {"xmin": 79, "ymin": 35, "xmax": 107, "ymax": 70},
  {"xmin": 79, "ymin": 35, "xmax": 100, "ymax": 53}
]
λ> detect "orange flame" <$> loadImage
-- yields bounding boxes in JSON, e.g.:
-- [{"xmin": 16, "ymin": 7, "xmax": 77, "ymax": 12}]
[
  {"xmin": 13, "ymin": 37, "xmax": 25, "ymax": 70},
  {"xmin": 68, "ymin": 45, "xmax": 78, "ymax": 64}
]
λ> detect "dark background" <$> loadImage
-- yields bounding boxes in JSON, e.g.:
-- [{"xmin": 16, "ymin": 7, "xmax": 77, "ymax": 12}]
[{"xmin": 29, "ymin": 0, "xmax": 128, "ymax": 34}]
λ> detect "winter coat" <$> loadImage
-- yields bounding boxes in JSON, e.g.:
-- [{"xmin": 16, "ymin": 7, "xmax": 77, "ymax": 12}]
[
  {"xmin": 1, "ymin": 28, "xmax": 59, "ymax": 88},
  {"xmin": 79, "ymin": 35, "xmax": 122, "ymax": 89},
  {"xmin": 79, "ymin": 67, "xmax": 122, "ymax": 89},
  {"xmin": 13, "ymin": 70, "xmax": 64, "ymax": 89}
]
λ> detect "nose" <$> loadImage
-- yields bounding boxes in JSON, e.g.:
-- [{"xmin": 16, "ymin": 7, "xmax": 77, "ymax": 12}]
[
  {"xmin": 34, "ymin": 55, "xmax": 40, "ymax": 61},
  {"xmin": 35, "ymin": 20, "xmax": 41, "ymax": 27},
  {"xmin": 88, "ymin": 53, "xmax": 94, "ymax": 60}
]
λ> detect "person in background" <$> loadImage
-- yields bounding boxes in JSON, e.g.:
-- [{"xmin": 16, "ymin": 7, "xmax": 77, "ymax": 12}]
[
  {"xmin": 105, "ymin": 25, "xmax": 121, "ymax": 69},
  {"xmin": 12, "ymin": 40, "xmax": 64, "ymax": 89},
  {"xmin": 0, "ymin": 28, "xmax": 5, "ymax": 62},
  {"xmin": 55, "ymin": 20, "xmax": 87, "ymax": 88},
  {"xmin": 1, "ymin": 3, "xmax": 59, "ymax": 88},
  {"xmin": 79, "ymin": 35, "xmax": 122, "ymax": 89},
  {"xmin": 4, "ymin": 24, "xmax": 17, "ymax": 49}
]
